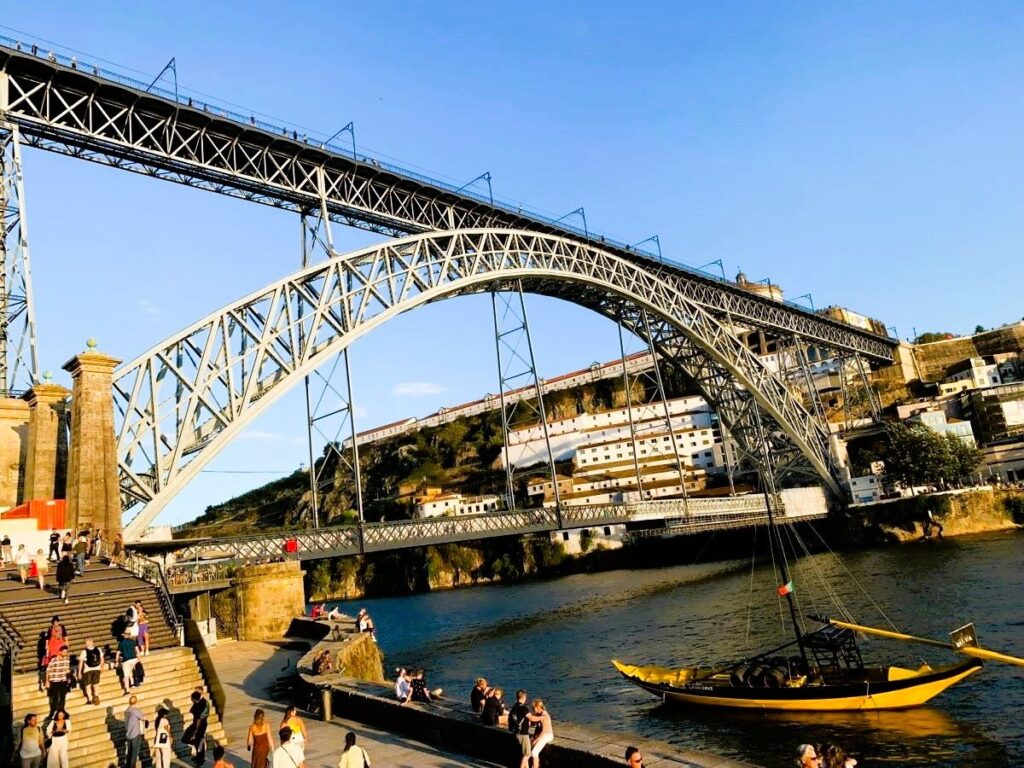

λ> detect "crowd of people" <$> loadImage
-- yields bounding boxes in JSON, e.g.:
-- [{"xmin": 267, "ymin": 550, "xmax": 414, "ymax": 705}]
[
  {"xmin": 1, "ymin": 528, "xmax": 125, "ymax": 599},
  {"xmin": 458, "ymin": 677, "xmax": 554, "ymax": 768}
]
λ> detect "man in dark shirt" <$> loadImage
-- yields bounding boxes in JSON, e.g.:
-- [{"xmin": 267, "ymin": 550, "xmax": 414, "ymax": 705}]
[
  {"xmin": 507, "ymin": 689, "xmax": 532, "ymax": 764},
  {"xmin": 116, "ymin": 631, "xmax": 139, "ymax": 695},
  {"xmin": 48, "ymin": 529, "xmax": 60, "ymax": 562},
  {"xmin": 480, "ymin": 686, "xmax": 506, "ymax": 726}
]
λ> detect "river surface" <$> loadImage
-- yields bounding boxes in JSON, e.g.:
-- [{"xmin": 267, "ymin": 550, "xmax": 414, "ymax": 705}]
[{"xmin": 336, "ymin": 531, "xmax": 1023, "ymax": 767}]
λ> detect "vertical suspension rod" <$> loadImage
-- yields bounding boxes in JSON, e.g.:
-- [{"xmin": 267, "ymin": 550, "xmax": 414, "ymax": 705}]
[
  {"xmin": 490, "ymin": 291, "xmax": 517, "ymax": 510},
  {"xmin": 639, "ymin": 310, "xmax": 688, "ymax": 508},
  {"xmin": 617, "ymin": 314, "xmax": 644, "ymax": 500},
  {"xmin": 300, "ymin": 213, "xmax": 320, "ymax": 529},
  {"xmin": 515, "ymin": 281, "xmax": 563, "ymax": 527}
]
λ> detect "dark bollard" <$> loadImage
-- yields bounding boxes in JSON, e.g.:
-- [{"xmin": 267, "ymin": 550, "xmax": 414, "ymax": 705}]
[{"xmin": 321, "ymin": 686, "xmax": 333, "ymax": 721}]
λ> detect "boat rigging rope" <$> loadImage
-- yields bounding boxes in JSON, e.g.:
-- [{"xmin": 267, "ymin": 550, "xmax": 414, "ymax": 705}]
[
  {"xmin": 805, "ymin": 522, "xmax": 902, "ymax": 633},
  {"xmin": 766, "ymin": 511, "xmax": 787, "ymax": 632},
  {"xmin": 745, "ymin": 523, "xmax": 758, "ymax": 653},
  {"xmin": 777, "ymin": 520, "xmax": 807, "ymax": 635},
  {"xmin": 784, "ymin": 522, "xmax": 857, "ymax": 624}
]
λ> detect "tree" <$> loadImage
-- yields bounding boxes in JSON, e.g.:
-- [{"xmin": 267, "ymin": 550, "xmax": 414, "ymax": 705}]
[
  {"xmin": 974, "ymin": 325, "xmax": 986, "ymax": 334},
  {"xmin": 913, "ymin": 331, "xmax": 951, "ymax": 344},
  {"xmin": 881, "ymin": 423, "xmax": 954, "ymax": 487},
  {"xmin": 943, "ymin": 433, "xmax": 983, "ymax": 482}
]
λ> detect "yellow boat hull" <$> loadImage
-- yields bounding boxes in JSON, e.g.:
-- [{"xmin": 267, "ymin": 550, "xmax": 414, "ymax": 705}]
[{"xmin": 612, "ymin": 658, "xmax": 983, "ymax": 712}]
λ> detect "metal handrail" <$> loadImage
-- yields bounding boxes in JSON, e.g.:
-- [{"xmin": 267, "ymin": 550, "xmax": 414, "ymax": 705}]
[{"xmin": 122, "ymin": 551, "xmax": 184, "ymax": 640}]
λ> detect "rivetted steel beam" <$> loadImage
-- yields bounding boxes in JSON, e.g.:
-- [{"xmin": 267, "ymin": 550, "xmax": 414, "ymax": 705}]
[{"xmin": 0, "ymin": 45, "xmax": 895, "ymax": 361}]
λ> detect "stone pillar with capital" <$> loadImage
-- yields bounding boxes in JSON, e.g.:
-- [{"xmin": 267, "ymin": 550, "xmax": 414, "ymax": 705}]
[
  {"xmin": 63, "ymin": 342, "xmax": 122, "ymax": 536},
  {"xmin": 23, "ymin": 376, "xmax": 71, "ymax": 501}
]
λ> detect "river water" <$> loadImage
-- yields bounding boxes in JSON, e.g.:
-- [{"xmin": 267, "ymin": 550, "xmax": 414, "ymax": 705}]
[{"xmin": 336, "ymin": 531, "xmax": 1023, "ymax": 767}]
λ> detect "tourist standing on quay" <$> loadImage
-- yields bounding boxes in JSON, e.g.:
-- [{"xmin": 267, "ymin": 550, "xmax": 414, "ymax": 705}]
[
  {"xmin": 470, "ymin": 677, "xmax": 489, "ymax": 712},
  {"xmin": 77, "ymin": 638, "xmax": 103, "ymax": 705},
  {"xmin": 109, "ymin": 533, "xmax": 124, "ymax": 567},
  {"xmin": 56, "ymin": 555, "xmax": 75, "ymax": 604},
  {"xmin": 507, "ymin": 689, "xmax": 532, "ymax": 764},
  {"xmin": 44, "ymin": 709, "xmax": 71, "ymax": 768},
  {"xmin": 18, "ymin": 713, "xmax": 45, "ymax": 768},
  {"xmin": 124, "ymin": 696, "xmax": 146, "ymax": 768},
  {"xmin": 272, "ymin": 726, "xmax": 305, "ymax": 768},
  {"xmin": 60, "ymin": 532, "xmax": 72, "ymax": 561},
  {"xmin": 1, "ymin": 532, "xmax": 12, "ymax": 563},
  {"xmin": 246, "ymin": 708, "xmax": 273, "ymax": 768},
  {"xmin": 90, "ymin": 529, "xmax": 103, "ymax": 561},
  {"xmin": 47, "ymin": 529, "xmax": 60, "ymax": 562},
  {"xmin": 153, "ymin": 707, "xmax": 173, "ymax": 768},
  {"xmin": 524, "ymin": 699, "xmax": 554, "ymax": 768},
  {"xmin": 44, "ymin": 646, "xmax": 72, "ymax": 717},
  {"xmin": 338, "ymin": 732, "xmax": 371, "ymax": 768},
  {"xmin": 281, "ymin": 705, "xmax": 307, "ymax": 751}
]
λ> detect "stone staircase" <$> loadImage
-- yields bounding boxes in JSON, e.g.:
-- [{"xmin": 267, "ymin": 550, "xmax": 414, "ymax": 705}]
[
  {"xmin": 0, "ymin": 565, "xmax": 177, "ymax": 673},
  {"xmin": 11, "ymin": 646, "xmax": 227, "ymax": 768},
  {"xmin": 0, "ymin": 563, "xmax": 227, "ymax": 766}
]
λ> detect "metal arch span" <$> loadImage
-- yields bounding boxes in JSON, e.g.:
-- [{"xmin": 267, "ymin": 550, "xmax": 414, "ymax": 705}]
[{"xmin": 114, "ymin": 229, "xmax": 841, "ymax": 540}]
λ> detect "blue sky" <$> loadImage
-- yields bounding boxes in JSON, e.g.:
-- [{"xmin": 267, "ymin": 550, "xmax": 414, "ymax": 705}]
[{"xmin": 7, "ymin": 3, "xmax": 1024, "ymax": 525}]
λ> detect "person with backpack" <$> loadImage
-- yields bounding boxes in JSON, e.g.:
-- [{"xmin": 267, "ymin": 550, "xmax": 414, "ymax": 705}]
[
  {"xmin": 18, "ymin": 713, "xmax": 46, "ymax": 768},
  {"xmin": 507, "ymin": 689, "xmax": 532, "ymax": 767},
  {"xmin": 72, "ymin": 535, "xmax": 88, "ymax": 575},
  {"xmin": 337, "ymin": 732, "xmax": 371, "ymax": 768},
  {"xmin": 78, "ymin": 638, "xmax": 103, "ymax": 706}
]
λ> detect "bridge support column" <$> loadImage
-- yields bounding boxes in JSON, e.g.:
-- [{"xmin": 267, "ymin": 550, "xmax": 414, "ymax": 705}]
[
  {"xmin": 23, "ymin": 380, "xmax": 69, "ymax": 501},
  {"xmin": 0, "ymin": 398, "xmax": 29, "ymax": 506},
  {"xmin": 63, "ymin": 346, "xmax": 121, "ymax": 536},
  {"xmin": 211, "ymin": 561, "xmax": 306, "ymax": 641}
]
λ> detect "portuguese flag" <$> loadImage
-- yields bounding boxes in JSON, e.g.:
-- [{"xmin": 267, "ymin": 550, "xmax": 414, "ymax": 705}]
[{"xmin": 777, "ymin": 580, "xmax": 794, "ymax": 597}]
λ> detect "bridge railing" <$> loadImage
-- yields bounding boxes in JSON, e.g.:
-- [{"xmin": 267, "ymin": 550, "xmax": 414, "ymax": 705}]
[{"xmin": 0, "ymin": 34, "xmax": 849, "ymax": 311}]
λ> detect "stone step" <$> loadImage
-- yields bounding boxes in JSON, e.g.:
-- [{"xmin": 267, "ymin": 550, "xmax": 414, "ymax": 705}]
[
  {"xmin": 13, "ymin": 647, "xmax": 194, "ymax": 696},
  {"xmin": 13, "ymin": 646, "xmax": 227, "ymax": 768}
]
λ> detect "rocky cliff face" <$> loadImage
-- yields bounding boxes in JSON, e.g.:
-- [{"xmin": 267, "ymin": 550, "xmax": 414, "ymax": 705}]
[{"xmin": 838, "ymin": 488, "xmax": 1022, "ymax": 544}]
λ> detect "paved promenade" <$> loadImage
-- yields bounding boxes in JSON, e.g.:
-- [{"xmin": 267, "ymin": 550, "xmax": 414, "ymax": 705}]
[{"xmin": 209, "ymin": 640, "xmax": 498, "ymax": 768}]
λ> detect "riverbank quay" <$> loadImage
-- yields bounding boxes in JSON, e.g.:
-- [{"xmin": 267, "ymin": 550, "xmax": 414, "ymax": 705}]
[
  {"xmin": 208, "ymin": 639, "xmax": 501, "ymax": 767},
  {"xmin": 290, "ymin": 618, "xmax": 755, "ymax": 768}
]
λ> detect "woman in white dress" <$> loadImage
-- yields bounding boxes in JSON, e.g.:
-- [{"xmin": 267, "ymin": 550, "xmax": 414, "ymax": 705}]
[
  {"xmin": 153, "ymin": 707, "xmax": 173, "ymax": 768},
  {"xmin": 45, "ymin": 710, "xmax": 71, "ymax": 768}
]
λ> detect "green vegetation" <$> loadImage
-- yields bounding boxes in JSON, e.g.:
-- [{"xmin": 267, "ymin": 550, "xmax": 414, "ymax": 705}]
[
  {"xmin": 913, "ymin": 331, "xmax": 953, "ymax": 344},
  {"xmin": 874, "ymin": 423, "xmax": 983, "ymax": 488}
]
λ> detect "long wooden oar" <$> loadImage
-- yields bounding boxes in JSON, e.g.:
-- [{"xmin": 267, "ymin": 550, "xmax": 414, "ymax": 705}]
[{"xmin": 828, "ymin": 618, "xmax": 1024, "ymax": 668}]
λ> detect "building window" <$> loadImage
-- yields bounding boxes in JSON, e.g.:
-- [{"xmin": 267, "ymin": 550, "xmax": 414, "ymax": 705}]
[
  {"xmin": 604, "ymin": 527, "xmax": 611, "ymax": 535},
  {"xmin": 562, "ymin": 532, "xmax": 570, "ymax": 541}
]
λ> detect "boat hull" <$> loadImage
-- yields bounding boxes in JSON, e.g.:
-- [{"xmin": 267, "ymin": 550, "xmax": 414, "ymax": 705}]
[{"xmin": 614, "ymin": 658, "xmax": 983, "ymax": 711}]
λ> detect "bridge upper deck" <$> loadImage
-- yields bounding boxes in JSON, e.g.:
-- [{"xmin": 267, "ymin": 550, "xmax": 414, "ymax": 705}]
[{"xmin": 0, "ymin": 40, "xmax": 895, "ymax": 361}]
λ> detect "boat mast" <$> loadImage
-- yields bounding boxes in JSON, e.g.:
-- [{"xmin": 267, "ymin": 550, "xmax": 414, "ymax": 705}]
[{"xmin": 752, "ymin": 405, "xmax": 808, "ymax": 666}]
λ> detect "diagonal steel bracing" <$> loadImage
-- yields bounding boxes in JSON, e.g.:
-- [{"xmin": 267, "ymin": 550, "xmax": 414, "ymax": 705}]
[
  {"xmin": 0, "ymin": 43, "xmax": 896, "ymax": 362},
  {"xmin": 114, "ymin": 229, "xmax": 843, "ymax": 540}
]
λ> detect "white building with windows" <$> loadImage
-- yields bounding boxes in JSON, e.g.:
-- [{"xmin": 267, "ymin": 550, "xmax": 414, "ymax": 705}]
[{"xmin": 415, "ymin": 493, "xmax": 502, "ymax": 518}]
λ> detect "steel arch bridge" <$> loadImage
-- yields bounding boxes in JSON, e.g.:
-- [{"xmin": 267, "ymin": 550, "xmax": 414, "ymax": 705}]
[{"xmin": 116, "ymin": 229, "xmax": 849, "ymax": 541}]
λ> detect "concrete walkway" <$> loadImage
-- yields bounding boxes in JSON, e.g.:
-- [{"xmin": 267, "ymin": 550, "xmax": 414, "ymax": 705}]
[{"xmin": 209, "ymin": 640, "xmax": 498, "ymax": 768}]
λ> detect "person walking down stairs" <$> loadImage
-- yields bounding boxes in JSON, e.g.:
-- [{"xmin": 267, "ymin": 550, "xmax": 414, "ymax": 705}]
[
  {"xmin": 44, "ymin": 709, "xmax": 71, "ymax": 768},
  {"xmin": 56, "ymin": 556, "xmax": 75, "ymax": 604},
  {"xmin": 44, "ymin": 646, "xmax": 72, "ymax": 718},
  {"xmin": 124, "ymin": 695, "xmax": 147, "ymax": 768},
  {"xmin": 116, "ymin": 631, "xmax": 140, "ymax": 696},
  {"xmin": 185, "ymin": 688, "xmax": 210, "ymax": 766},
  {"xmin": 18, "ymin": 713, "xmax": 46, "ymax": 768}
]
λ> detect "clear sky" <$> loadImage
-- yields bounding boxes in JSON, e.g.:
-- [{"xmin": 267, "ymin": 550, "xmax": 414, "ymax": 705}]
[{"xmin": 7, "ymin": 2, "xmax": 1023, "ymax": 525}]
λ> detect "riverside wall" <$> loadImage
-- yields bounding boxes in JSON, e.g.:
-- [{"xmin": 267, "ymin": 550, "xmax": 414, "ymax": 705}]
[{"xmin": 836, "ymin": 487, "xmax": 1022, "ymax": 544}]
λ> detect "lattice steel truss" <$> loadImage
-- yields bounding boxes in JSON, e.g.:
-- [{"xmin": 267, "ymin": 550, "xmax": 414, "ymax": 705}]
[
  {"xmin": 114, "ymin": 229, "xmax": 843, "ymax": 540},
  {"xmin": 492, "ymin": 284, "xmax": 561, "ymax": 514},
  {"xmin": 0, "ymin": 124, "xmax": 38, "ymax": 394},
  {"xmin": 0, "ymin": 46, "xmax": 896, "ymax": 362}
]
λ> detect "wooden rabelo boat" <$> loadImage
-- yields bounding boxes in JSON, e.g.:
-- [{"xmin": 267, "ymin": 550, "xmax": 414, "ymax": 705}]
[{"xmin": 614, "ymin": 485, "xmax": 1024, "ymax": 712}]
